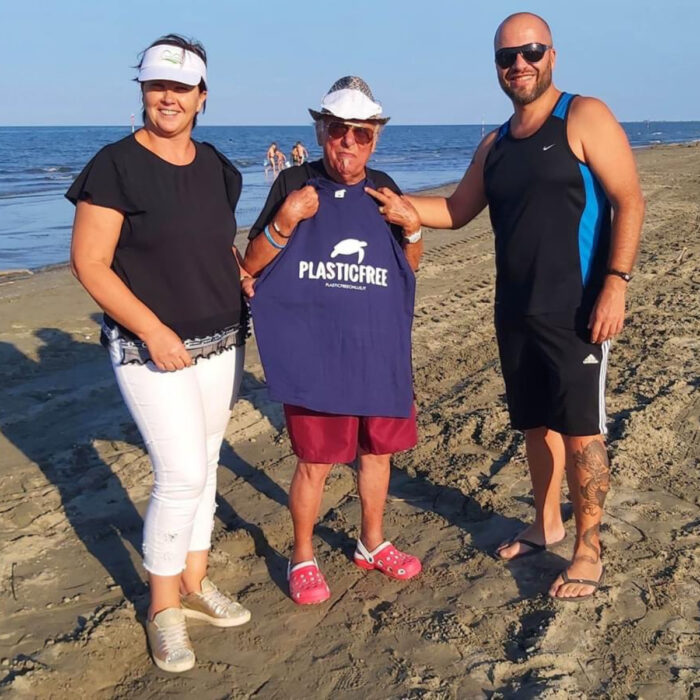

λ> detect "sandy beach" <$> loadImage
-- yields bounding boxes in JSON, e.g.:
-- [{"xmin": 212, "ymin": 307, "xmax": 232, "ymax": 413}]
[{"xmin": 1, "ymin": 143, "xmax": 698, "ymax": 698}]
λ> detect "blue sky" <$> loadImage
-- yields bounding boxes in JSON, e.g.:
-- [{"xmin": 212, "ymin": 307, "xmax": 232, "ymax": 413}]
[{"xmin": 2, "ymin": 0, "xmax": 697, "ymax": 125}]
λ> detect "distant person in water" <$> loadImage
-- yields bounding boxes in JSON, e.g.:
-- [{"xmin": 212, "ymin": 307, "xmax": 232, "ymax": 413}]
[
  {"xmin": 292, "ymin": 141, "xmax": 308, "ymax": 165},
  {"xmin": 265, "ymin": 142, "xmax": 288, "ymax": 180},
  {"xmin": 275, "ymin": 147, "xmax": 288, "ymax": 171},
  {"xmin": 265, "ymin": 142, "xmax": 279, "ymax": 180}
]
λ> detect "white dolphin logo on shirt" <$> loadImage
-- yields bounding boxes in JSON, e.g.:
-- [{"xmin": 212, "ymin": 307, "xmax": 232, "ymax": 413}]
[{"xmin": 331, "ymin": 239, "xmax": 368, "ymax": 264}]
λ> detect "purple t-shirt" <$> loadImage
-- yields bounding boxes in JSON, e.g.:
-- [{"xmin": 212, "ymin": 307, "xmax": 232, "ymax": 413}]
[{"xmin": 251, "ymin": 175, "xmax": 415, "ymax": 417}]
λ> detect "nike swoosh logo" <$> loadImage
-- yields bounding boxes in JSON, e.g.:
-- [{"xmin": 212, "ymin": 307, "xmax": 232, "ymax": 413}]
[{"xmin": 542, "ymin": 144, "xmax": 556, "ymax": 151}]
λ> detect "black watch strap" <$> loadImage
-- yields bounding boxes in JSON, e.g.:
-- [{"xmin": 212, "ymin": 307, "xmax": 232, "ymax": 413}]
[{"xmin": 606, "ymin": 268, "xmax": 631, "ymax": 283}]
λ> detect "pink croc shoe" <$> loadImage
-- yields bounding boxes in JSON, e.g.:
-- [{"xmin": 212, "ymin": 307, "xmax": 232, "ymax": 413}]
[
  {"xmin": 287, "ymin": 559, "xmax": 331, "ymax": 605},
  {"xmin": 353, "ymin": 540, "xmax": 422, "ymax": 580}
]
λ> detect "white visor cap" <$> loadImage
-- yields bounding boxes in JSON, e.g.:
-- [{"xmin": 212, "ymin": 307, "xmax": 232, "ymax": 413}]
[
  {"xmin": 320, "ymin": 88, "xmax": 384, "ymax": 121},
  {"xmin": 137, "ymin": 45, "xmax": 207, "ymax": 87}
]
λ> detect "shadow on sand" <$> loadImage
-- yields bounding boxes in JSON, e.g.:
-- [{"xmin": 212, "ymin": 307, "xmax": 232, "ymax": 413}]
[
  {"xmin": 1, "ymin": 321, "xmax": 557, "ymax": 613},
  {"xmin": 0, "ymin": 326, "xmax": 285, "ymax": 610}
]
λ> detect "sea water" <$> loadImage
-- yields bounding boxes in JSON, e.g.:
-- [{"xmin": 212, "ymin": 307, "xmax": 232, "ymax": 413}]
[{"xmin": 1, "ymin": 122, "xmax": 698, "ymax": 270}]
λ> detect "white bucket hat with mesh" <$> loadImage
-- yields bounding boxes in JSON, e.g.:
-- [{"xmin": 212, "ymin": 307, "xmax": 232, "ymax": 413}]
[{"xmin": 308, "ymin": 76, "xmax": 389, "ymax": 124}]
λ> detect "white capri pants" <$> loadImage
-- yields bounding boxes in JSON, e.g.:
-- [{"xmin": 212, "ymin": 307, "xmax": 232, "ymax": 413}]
[{"xmin": 112, "ymin": 346, "xmax": 244, "ymax": 576}]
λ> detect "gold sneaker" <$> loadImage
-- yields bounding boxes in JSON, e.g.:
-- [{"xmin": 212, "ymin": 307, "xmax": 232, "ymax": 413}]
[
  {"xmin": 181, "ymin": 577, "xmax": 251, "ymax": 628},
  {"xmin": 146, "ymin": 607, "xmax": 195, "ymax": 673}
]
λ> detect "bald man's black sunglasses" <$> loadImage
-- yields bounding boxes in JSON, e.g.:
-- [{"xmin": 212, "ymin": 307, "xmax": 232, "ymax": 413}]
[{"xmin": 495, "ymin": 43, "xmax": 550, "ymax": 69}]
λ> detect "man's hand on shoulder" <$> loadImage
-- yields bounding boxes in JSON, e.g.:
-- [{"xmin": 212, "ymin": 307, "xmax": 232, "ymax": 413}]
[{"xmin": 365, "ymin": 186, "xmax": 421, "ymax": 233}]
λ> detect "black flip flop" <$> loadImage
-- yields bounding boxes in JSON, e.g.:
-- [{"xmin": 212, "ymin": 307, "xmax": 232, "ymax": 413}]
[
  {"xmin": 493, "ymin": 535, "xmax": 546, "ymax": 561},
  {"xmin": 550, "ymin": 566, "xmax": 605, "ymax": 602}
]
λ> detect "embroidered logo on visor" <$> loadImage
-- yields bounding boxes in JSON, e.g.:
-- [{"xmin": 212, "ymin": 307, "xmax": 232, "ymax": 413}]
[{"xmin": 160, "ymin": 48, "xmax": 184, "ymax": 65}]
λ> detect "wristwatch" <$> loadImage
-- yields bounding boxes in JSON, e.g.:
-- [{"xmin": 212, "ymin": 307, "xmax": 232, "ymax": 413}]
[
  {"xmin": 403, "ymin": 228, "xmax": 422, "ymax": 244},
  {"xmin": 606, "ymin": 268, "xmax": 632, "ymax": 283}
]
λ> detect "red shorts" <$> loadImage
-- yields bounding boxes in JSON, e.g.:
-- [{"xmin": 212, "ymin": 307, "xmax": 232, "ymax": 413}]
[{"xmin": 283, "ymin": 403, "xmax": 418, "ymax": 464}]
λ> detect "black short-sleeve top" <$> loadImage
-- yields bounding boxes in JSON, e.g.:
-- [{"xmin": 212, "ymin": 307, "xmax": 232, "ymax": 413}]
[{"xmin": 66, "ymin": 134, "xmax": 245, "ymax": 344}]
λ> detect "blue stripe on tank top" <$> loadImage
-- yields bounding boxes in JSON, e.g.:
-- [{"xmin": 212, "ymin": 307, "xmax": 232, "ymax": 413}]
[
  {"xmin": 496, "ymin": 121, "xmax": 509, "ymax": 142},
  {"xmin": 577, "ymin": 163, "xmax": 606, "ymax": 284},
  {"xmin": 552, "ymin": 92, "xmax": 573, "ymax": 119}
]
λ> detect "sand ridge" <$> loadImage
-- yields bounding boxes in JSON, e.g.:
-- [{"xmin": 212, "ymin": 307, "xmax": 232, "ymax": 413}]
[{"xmin": 0, "ymin": 143, "xmax": 699, "ymax": 698}]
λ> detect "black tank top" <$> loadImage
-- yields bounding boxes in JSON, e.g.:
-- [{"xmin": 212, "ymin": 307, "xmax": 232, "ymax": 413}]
[{"xmin": 484, "ymin": 92, "xmax": 611, "ymax": 321}]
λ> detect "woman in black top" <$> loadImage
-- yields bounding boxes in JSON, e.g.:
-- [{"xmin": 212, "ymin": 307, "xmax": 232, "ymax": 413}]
[{"xmin": 68, "ymin": 34, "xmax": 252, "ymax": 673}]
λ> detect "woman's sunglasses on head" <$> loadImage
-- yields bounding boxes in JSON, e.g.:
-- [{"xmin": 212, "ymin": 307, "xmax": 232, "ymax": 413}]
[
  {"xmin": 495, "ymin": 43, "xmax": 550, "ymax": 69},
  {"xmin": 326, "ymin": 120, "xmax": 375, "ymax": 145}
]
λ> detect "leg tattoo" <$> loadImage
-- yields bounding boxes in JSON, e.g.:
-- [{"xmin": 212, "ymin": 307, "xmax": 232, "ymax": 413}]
[
  {"xmin": 570, "ymin": 440, "xmax": 609, "ymax": 566},
  {"xmin": 576, "ymin": 524, "xmax": 601, "ymax": 564},
  {"xmin": 574, "ymin": 440, "xmax": 610, "ymax": 516}
]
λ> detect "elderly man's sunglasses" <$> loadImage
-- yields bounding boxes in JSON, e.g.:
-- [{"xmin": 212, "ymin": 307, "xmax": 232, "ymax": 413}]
[
  {"xmin": 495, "ymin": 43, "xmax": 550, "ymax": 69},
  {"xmin": 326, "ymin": 120, "xmax": 375, "ymax": 145}
]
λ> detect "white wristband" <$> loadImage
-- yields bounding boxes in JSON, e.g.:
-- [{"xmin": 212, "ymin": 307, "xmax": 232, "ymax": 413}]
[{"xmin": 403, "ymin": 228, "xmax": 422, "ymax": 244}]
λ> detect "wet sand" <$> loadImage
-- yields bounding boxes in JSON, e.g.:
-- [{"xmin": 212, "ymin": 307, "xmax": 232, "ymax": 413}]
[{"xmin": 1, "ymin": 143, "xmax": 699, "ymax": 698}]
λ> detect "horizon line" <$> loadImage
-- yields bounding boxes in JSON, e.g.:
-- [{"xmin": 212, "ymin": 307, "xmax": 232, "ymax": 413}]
[{"xmin": 2, "ymin": 119, "xmax": 699, "ymax": 128}]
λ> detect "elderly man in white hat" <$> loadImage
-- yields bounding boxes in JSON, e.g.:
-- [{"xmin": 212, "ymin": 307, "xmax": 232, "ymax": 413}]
[{"xmin": 244, "ymin": 76, "xmax": 423, "ymax": 605}]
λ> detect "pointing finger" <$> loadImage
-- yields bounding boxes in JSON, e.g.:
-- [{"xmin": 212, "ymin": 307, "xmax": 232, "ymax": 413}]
[{"xmin": 364, "ymin": 186, "xmax": 389, "ymax": 203}]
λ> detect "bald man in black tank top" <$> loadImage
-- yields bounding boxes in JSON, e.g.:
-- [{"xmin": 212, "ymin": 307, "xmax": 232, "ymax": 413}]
[{"xmin": 367, "ymin": 12, "xmax": 644, "ymax": 601}]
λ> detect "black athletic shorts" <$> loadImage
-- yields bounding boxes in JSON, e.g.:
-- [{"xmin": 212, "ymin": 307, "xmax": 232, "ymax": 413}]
[{"xmin": 494, "ymin": 313, "xmax": 610, "ymax": 436}]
